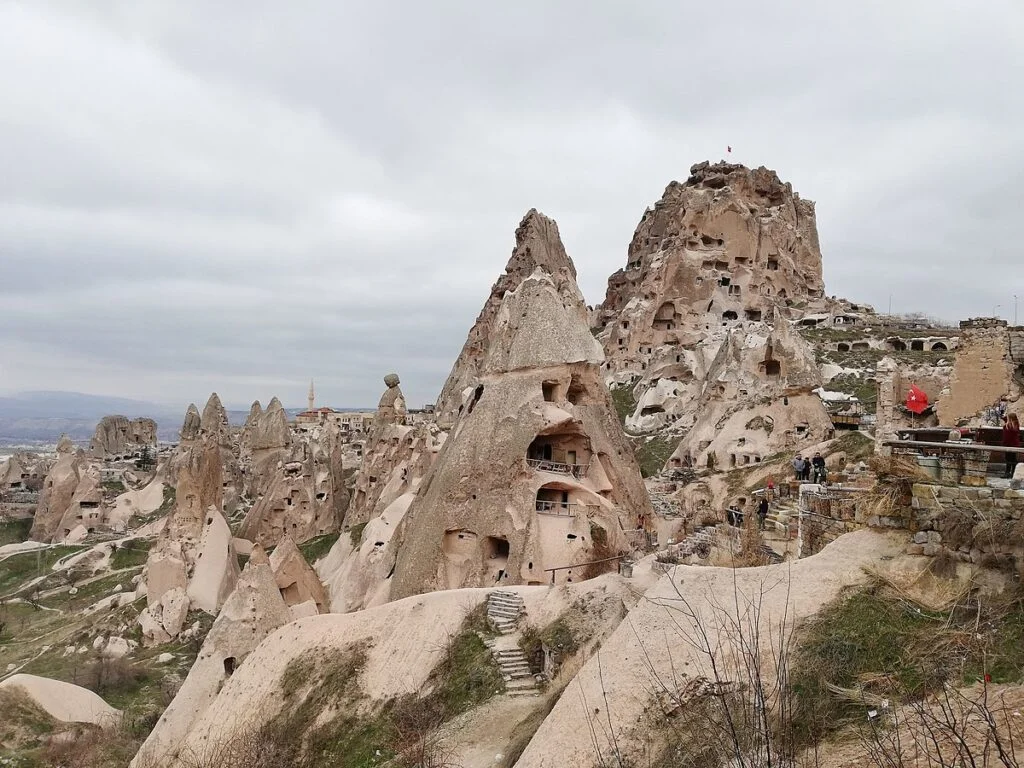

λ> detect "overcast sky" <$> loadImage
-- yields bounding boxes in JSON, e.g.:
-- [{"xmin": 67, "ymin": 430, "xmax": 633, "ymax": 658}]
[{"xmin": 2, "ymin": 1, "xmax": 1021, "ymax": 411}]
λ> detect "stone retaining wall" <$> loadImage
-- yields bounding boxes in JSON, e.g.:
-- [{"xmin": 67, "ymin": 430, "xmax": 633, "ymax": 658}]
[{"xmin": 908, "ymin": 482, "xmax": 1024, "ymax": 564}]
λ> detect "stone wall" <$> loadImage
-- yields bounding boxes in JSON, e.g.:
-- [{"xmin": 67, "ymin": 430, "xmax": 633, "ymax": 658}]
[
  {"xmin": 909, "ymin": 482, "xmax": 1024, "ymax": 565},
  {"xmin": 936, "ymin": 318, "xmax": 1016, "ymax": 426}
]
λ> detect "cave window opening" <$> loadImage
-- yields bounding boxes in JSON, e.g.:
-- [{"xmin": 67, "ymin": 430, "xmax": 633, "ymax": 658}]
[
  {"xmin": 467, "ymin": 385, "xmax": 484, "ymax": 415},
  {"xmin": 723, "ymin": 310, "xmax": 738, "ymax": 321},
  {"xmin": 566, "ymin": 376, "xmax": 586, "ymax": 405},
  {"xmin": 911, "ymin": 340, "xmax": 925, "ymax": 351},
  {"xmin": 837, "ymin": 343, "xmax": 850, "ymax": 352},
  {"xmin": 223, "ymin": 657, "xmax": 236, "ymax": 676},
  {"xmin": 542, "ymin": 381, "xmax": 557, "ymax": 402},
  {"xmin": 932, "ymin": 342, "xmax": 947, "ymax": 351},
  {"xmin": 767, "ymin": 258, "xmax": 779, "ymax": 271}
]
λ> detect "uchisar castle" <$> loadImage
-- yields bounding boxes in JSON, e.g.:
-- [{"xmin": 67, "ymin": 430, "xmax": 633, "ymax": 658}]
[{"xmin": 2, "ymin": 162, "xmax": 1022, "ymax": 768}]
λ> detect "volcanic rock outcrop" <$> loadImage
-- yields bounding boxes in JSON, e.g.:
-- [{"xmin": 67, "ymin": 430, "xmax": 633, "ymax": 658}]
[
  {"xmin": 384, "ymin": 213, "xmax": 652, "ymax": 600},
  {"xmin": 320, "ymin": 393, "xmax": 444, "ymax": 612},
  {"xmin": 89, "ymin": 415, "xmax": 158, "ymax": 458},
  {"xmin": 435, "ymin": 209, "xmax": 579, "ymax": 425},
  {"xmin": 168, "ymin": 394, "xmax": 243, "ymax": 514},
  {"xmin": 236, "ymin": 424, "xmax": 347, "ymax": 548},
  {"xmin": 238, "ymin": 397, "xmax": 292, "ymax": 499},
  {"xmin": 666, "ymin": 315, "xmax": 834, "ymax": 471},
  {"xmin": 29, "ymin": 436, "xmax": 86, "ymax": 541},
  {"xmin": 130, "ymin": 556, "xmax": 291, "ymax": 767},
  {"xmin": 269, "ymin": 536, "xmax": 329, "ymax": 616},
  {"xmin": 593, "ymin": 162, "xmax": 826, "ymax": 435},
  {"xmin": 139, "ymin": 434, "xmax": 238, "ymax": 642}
]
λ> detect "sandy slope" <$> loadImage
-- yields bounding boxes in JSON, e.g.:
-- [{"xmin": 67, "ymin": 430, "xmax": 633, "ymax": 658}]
[
  {"xmin": 512, "ymin": 529, "xmax": 908, "ymax": 767},
  {"xmin": 0, "ymin": 673, "xmax": 120, "ymax": 726}
]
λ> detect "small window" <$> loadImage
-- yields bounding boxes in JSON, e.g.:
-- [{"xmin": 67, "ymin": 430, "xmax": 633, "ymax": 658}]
[{"xmin": 542, "ymin": 381, "xmax": 557, "ymax": 402}]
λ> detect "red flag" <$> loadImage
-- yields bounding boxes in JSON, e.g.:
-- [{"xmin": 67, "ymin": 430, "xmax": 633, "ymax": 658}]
[
  {"xmin": 906, "ymin": 385, "xmax": 929, "ymax": 414},
  {"xmin": 727, "ymin": 145, "xmax": 732, "ymax": 153}
]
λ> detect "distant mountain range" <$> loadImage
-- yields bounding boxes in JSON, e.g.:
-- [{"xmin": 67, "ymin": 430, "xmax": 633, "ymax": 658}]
[{"xmin": 0, "ymin": 391, "xmax": 370, "ymax": 445}]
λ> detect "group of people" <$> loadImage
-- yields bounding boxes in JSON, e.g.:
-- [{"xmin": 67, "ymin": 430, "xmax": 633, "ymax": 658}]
[{"xmin": 792, "ymin": 452, "xmax": 827, "ymax": 484}]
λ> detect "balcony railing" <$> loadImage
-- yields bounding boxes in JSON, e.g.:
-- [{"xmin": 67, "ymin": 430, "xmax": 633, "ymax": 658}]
[
  {"xmin": 527, "ymin": 458, "xmax": 589, "ymax": 479},
  {"xmin": 535, "ymin": 500, "xmax": 586, "ymax": 516}
]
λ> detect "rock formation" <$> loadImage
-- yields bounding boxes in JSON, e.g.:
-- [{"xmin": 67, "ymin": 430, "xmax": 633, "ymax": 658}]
[
  {"xmin": 238, "ymin": 396, "xmax": 292, "ymax": 499},
  {"xmin": 236, "ymin": 420, "xmax": 347, "ymax": 548},
  {"xmin": 168, "ymin": 394, "xmax": 243, "ymax": 515},
  {"xmin": 89, "ymin": 415, "xmax": 158, "ymax": 458},
  {"xmin": 268, "ymin": 536, "xmax": 328, "ymax": 616},
  {"xmin": 320, "ymin": 415, "xmax": 444, "ymax": 613},
  {"xmin": 434, "ymin": 209, "xmax": 579, "ymax": 425},
  {"xmin": 666, "ymin": 315, "xmax": 834, "ymax": 471},
  {"xmin": 140, "ymin": 435, "xmax": 238, "ymax": 642},
  {"xmin": 179, "ymin": 404, "xmax": 201, "ymax": 441},
  {"xmin": 593, "ymin": 162, "xmax": 826, "ymax": 434},
  {"xmin": 130, "ymin": 557, "xmax": 291, "ymax": 767},
  {"xmin": 342, "ymin": 374, "xmax": 440, "ymax": 530},
  {"xmin": 29, "ymin": 436, "xmax": 83, "ymax": 541},
  {"xmin": 385, "ymin": 214, "xmax": 652, "ymax": 600}
]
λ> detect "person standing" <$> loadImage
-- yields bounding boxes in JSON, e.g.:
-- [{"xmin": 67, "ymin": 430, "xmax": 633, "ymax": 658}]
[
  {"xmin": 757, "ymin": 496, "xmax": 769, "ymax": 530},
  {"xmin": 793, "ymin": 455, "xmax": 804, "ymax": 480},
  {"xmin": 1003, "ymin": 413, "xmax": 1021, "ymax": 478},
  {"xmin": 802, "ymin": 456, "xmax": 812, "ymax": 482},
  {"xmin": 812, "ymin": 452, "xmax": 827, "ymax": 484}
]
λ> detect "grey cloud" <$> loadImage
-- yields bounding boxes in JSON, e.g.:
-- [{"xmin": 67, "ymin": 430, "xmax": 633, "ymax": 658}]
[{"xmin": 2, "ymin": 0, "xmax": 1022, "ymax": 412}]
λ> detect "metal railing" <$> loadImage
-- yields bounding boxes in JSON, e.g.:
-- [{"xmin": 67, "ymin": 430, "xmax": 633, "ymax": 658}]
[
  {"xmin": 543, "ymin": 554, "xmax": 627, "ymax": 584},
  {"xmin": 535, "ymin": 500, "xmax": 581, "ymax": 516},
  {"xmin": 526, "ymin": 458, "xmax": 590, "ymax": 479}
]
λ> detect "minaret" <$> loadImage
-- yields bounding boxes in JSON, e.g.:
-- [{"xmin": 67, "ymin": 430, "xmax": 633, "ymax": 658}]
[{"xmin": 308, "ymin": 379, "xmax": 315, "ymax": 412}]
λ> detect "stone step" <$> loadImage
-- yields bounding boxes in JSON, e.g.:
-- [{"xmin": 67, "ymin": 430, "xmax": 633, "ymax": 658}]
[
  {"xmin": 487, "ymin": 602, "xmax": 520, "ymax": 614},
  {"xmin": 505, "ymin": 677, "xmax": 540, "ymax": 690},
  {"xmin": 495, "ymin": 649, "xmax": 527, "ymax": 657},
  {"xmin": 506, "ymin": 688, "xmax": 541, "ymax": 697},
  {"xmin": 489, "ymin": 593, "xmax": 522, "ymax": 601},
  {"xmin": 488, "ymin": 607, "xmax": 521, "ymax": 618},
  {"xmin": 501, "ymin": 668, "xmax": 533, "ymax": 678}
]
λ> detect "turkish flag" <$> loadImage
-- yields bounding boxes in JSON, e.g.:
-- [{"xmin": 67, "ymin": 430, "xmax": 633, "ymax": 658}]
[
  {"xmin": 727, "ymin": 145, "xmax": 732, "ymax": 153},
  {"xmin": 906, "ymin": 385, "xmax": 929, "ymax": 414}
]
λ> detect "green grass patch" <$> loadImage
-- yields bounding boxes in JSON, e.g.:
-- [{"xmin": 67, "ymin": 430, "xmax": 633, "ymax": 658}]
[
  {"xmin": 347, "ymin": 522, "xmax": 367, "ymax": 548},
  {"xmin": 610, "ymin": 384, "xmax": 637, "ymax": 425},
  {"xmin": 299, "ymin": 533, "xmax": 340, "ymax": 564},
  {"xmin": 830, "ymin": 430, "xmax": 875, "ymax": 463},
  {"xmin": 790, "ymin": 584, "xmax": 1024, "ymax": 749},
  {"xmin": 520, "ymin": 613, "xmax": 581, "ymax": 674},
  {"xmin": 110, "ymin": 539, "xmax": 153, "ymax": 570},
  {"xmin": 101, "ymin": 479, "xmax": 126, "ymax": 494},
  {"xmin": 251, "ymin": 612, "xmax": 504, "ymax": 767},
  {"xmin": 0, "ymin": 519, "xmax": 33, "ymax": 547},
  {"xmin": 0, "ymin": 546, "xmax": 84, "ymax": 596},
  {"xmin": 826, "ymin": 373, "xmax": 879, "ymax": 413},
  {"xmin": 634, "ymin": 435, "xmax": 677, "ymax": 478}
]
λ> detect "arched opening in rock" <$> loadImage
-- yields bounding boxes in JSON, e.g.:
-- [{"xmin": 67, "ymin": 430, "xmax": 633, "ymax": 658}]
[
  {"xmin": 542, "ymin": 380, "xmax": 558, "ymax": 402},
  {"xmin": 223, "ymin": 657, "xmax": 236, "ymax": 676},
  {"xmin": 723, "ymin": 310, "xmax": 738, "ymax": 321},
  {"xmin": 467, "ymin": 385, "xmax": 484, "ymax": 415},
  {"xmin": 566, "ymin": 375, "xmax": 587, "ymax": 405},
  {"xmin": 932, "ymin": 342, "xmax": 948, "ymax": 351},
  {"xmin": 911, "ymin": 340, "xmax": 924, "ymax": 351},
  {"xmin": 837, "ymin": 343, "xmax": 850, "ymax": 352},
  {"xmin": 852, "ymin": 342, "xmax": 870, "ymax": 351},
  {"xmin": 483, "ymin": 536, "xmax": 510, "ymax": 582},
  {"xmin": 744, "ymin": 309, "xmax": 762, "ymax": 321},
  {"xmin": 640, "ymin": 404, "xmax": 665, "ymax": 417},
  {"xmin": 889, "ymin": 339, "xmax": 907, "ymax": 351},
  {"xmin": 527, "ymin": 428, "xmax": 591, "ymax": 477},
  {"xmin": 536, "ymin": 483, "xmax": 573, "ymax": 514}
]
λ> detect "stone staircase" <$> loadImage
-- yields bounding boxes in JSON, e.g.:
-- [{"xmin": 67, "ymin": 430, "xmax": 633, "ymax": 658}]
[
  {"xmin": 677, "ymin": 525, "xmax": 716, "ymax": 557},
  {"xmin": 764, "ymin": 499, "xmax": 799, "ymax": 541},
  {"xmin": 486, "ymin": 589, "xmax": 524, "ymax": 635},
  {"xmin": 483, "ymin": 590, "xmax": 541, "ymax": 697}
]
